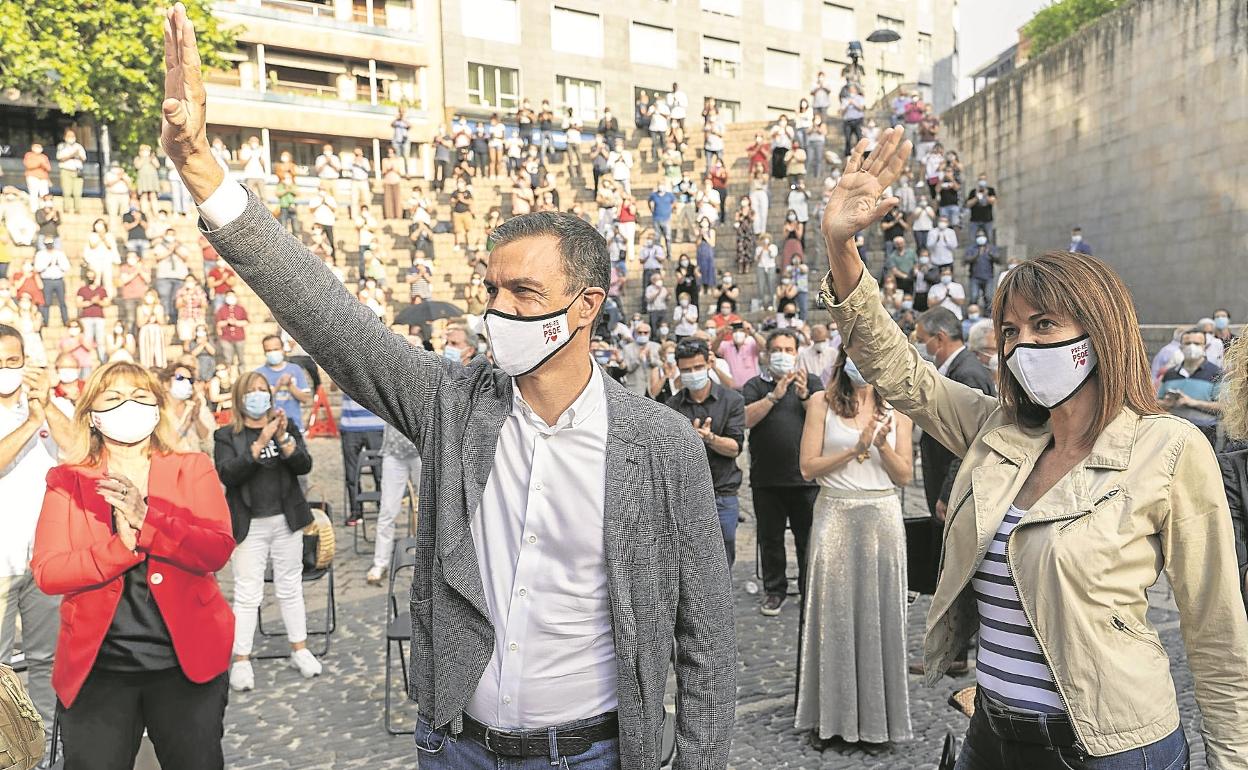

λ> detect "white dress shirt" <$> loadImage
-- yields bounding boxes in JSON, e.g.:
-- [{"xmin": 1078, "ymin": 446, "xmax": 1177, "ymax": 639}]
[
  {"xmin": 0, "ymin": 394, "xmax": 68, "ymax": 577},
  {"xmin": 937, "ymin": 345, "xmax": 965, "ymax": 376},
  {"xmin": 197, "ymin": 182, "xmax": 617, "ymax": 729}
]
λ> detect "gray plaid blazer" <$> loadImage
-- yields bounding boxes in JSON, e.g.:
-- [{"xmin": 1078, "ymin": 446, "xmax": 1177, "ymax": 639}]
[{"xmin": 203, "ymin": 192, "xmax": 736, "ymax": 769}]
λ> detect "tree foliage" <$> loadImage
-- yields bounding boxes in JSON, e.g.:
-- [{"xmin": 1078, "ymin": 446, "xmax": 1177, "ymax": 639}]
[
  {"xmin": 0, "ymin": 0, "xmax": 234, "ymax": 165},
  {"xmin": 1022, "ymin": 0, "xmax": 1126, "ymax": 57}
]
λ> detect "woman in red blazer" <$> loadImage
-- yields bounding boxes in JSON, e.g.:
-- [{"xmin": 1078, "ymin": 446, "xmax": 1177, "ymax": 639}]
[{"xmin": 32, "ymin": 360, "xmax": 235, "ymax": 770}]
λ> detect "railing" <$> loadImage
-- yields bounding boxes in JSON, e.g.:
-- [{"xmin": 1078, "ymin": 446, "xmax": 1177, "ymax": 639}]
[
  {"xmin": 259, "ymin": 0, "xmax": 332, "ymax": 17},
  {"xmin": 205, "ymin": 85, "xmax": 402, "ymax": 115}
]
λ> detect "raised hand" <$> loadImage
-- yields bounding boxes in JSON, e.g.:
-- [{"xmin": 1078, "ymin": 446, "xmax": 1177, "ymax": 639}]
[
  {"xmin": 692, "ymin": 417, "xmax": 715, "ymax": 443},
  {"xmin": 161, "ymin": 3, "xmax": 223, "ymax": 202},
  {"xmin": 821, "ymin": 126, "xmax": 912, "ymax": 246}
]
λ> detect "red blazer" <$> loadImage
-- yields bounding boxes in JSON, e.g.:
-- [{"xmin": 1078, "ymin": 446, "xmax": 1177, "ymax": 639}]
[{"xmin": 32, "ymin": 452, "xmax": 236, "ymax": 707}]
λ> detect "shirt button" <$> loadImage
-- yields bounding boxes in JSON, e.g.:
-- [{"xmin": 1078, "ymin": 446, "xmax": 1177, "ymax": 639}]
[
  {"xmin": 534, "ymin": 482, "xmax": 543, "ymax": 490},
  {"xmin": 502, "ymin": 695, "xmax": 512, "ymax": 705},
  {"xmin": 518, "ymin": 588, "xmax": 527, "ymax": 597},
  {"xmin": 527, "ymin": 535, "xmax": 536, "ymax": 544},
  {"xmin": 149, "ymin": 572, "xmax": 163, "ymax": 586},
  {"xmin": 509, "ymin": 642, "xmax": 518, "ymax": 651}
]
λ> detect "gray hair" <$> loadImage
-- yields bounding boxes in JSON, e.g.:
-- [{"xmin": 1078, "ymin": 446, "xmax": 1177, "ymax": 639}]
[
  {"xmin": 488, "ymin": 212, "xmax": 611, "ymax": 298},
  {"xmin": 967, "ymin": 319, "xmax": 994, "ymax": 354},
  {"xmin": 917, "ymin": 306, "xmax": 963, "ymax": 341}
]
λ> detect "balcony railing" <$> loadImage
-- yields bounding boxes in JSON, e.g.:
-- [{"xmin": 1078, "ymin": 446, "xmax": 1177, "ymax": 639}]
[
  {"xmin": 205, "ymin": 84, "xmax": 407, "ymax": 116},
  {"xmin": 260, "ymin": 0, "xmax": 332, "ymax": 17},
  {"xmin": 216, "ymin": 1, "xmax": 417, "ymax": 38}
]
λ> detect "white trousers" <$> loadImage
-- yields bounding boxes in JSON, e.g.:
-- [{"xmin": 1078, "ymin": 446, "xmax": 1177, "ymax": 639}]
[
  {"xmin": 231, "ymin": 515, "xmax": 306, "ymax": 656},
  {"xmin": 373, "ymin": 454, "xmax": 421, "ymax": 570}
]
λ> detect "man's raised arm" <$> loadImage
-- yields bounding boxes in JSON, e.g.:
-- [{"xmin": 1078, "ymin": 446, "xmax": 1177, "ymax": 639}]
[{"xmin": 159, "ymin": 3, "xmax": 446, "ymax": 446}]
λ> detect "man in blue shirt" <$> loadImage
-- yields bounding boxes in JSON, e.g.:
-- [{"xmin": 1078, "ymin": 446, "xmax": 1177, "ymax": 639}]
[
  {"xmin": 256, "ymin": 334, "xmax": 311, "ymax": 431},
  {"xmin": 339, "ymin": 388, "xmax": 386, "ymax": 525},
  {"xmin": 647, "ymin": 181, "xmax": 676, "ymax": 255},
  {"xmin": 1158, "ymin": 328, "xmax": 1223, "ymax": 446},
  {"xmin": 1069, "ymin": 226, "xmax": 1093, "ymax": 255},
  {"xmin": 963, "ymin": 232, "xmax": 999, "ymax": 306}
]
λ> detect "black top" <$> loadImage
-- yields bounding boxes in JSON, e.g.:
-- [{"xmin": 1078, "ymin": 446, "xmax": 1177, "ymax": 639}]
[
  {"xmin": 665, "ymin": 382, "xmax": 746, "ymax": 496},
  {"xmin": 741, "ymin": 372, "xmax": 825, "ymax": 488},
  {"xmin": 96, "ymin": 508, "xmax": 177, "ymax": 673},
  {"xmin": 238, "ymin": 427, "xmax": 286, "ymax": 519},
  {"xmin": 1216, "ymin": 448, "xmax": 1248, "ymax": 615},
  {"xmin": 967, "ymin": 186, "xmax": 996, "ymax": 222},
  {"xmin": 122, "ymin": 211, "xmax": 147, "ymax": 241},
  {"xmin": 938, "ymin": 183, "xmax": 960, "ymax": 208}
]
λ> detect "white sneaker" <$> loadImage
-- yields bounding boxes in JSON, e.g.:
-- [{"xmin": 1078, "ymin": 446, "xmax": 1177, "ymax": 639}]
[
  {"xmin": 289, "ymin": 648, "xmax": 323, "ymax": 679},
  {"xmin": 230, "ymin": 660, "xmax": 255, "ymax": 691},
  {"xmin": 366, "ymin": 565, "xmax": 385, "ymax": 585}
]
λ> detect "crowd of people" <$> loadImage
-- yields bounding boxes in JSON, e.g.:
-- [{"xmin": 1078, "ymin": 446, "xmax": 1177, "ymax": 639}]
[{"xmin": 1, "ymin": 31, "xmax": 1246, "ymax": 769}]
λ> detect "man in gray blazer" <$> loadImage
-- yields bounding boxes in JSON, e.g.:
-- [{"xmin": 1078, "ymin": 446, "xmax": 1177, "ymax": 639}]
[{"xmin": 160, "ymin": 6, "xmax": 735, "ymax": 768}]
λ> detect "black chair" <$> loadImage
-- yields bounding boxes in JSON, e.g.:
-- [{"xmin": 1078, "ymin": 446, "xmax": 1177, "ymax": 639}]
[
  {"xmin": 255, "ymin": 500, "xmax": 338, "ymax": 659},
  {"xmin": 385, "ymin": 535, "xmax": 419, "ymax": 735},
  {"xmin": 349, "ymin": 448, "xmax": 385, "ymax": 555}
]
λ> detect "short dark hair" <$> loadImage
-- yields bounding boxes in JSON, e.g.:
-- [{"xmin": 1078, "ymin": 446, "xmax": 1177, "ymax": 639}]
[
  {"xmin": 674, "ymin": 339, "xmax": 709, "ymax": 362},
  {"xmin": 261, "ymin": 334, "xmax": 284, "ymax": 348},
  {"xmin": 766, "ymin": 328, "xmax": 799, "ymax": 351},
  {"xmin": 488, "ymin": 212, "xmax": 610, "ymax": 298},
  {"xmin": 917, "ymin": 307, "xmax": 963, "ymax": 341},
  {"xmin": 1182, "ymin": 327, "xmax": 1207, "ymax": 342},
  {"xmin": 0, "ymin": 323, "xmax": 24, "ymax": 354}
]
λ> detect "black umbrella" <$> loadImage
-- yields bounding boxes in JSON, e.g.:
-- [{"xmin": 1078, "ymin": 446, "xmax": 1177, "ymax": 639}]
[
  {"xmin": 394, "ymin": 300, "xmax": 466, "ymax": 326},
  {"xmin": 866, "ymin": 28, "xmax": 901, "ymax": 44}
]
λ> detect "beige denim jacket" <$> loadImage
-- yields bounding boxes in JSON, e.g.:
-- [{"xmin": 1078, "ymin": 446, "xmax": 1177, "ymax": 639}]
[{"xmin": 822, "ymin": 270, "xmax": 1248, "ymax": 765}]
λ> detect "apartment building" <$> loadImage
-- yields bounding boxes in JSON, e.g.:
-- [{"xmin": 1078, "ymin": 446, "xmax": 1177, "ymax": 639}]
[
  {"xmin": 440, "ymin": 0, "xmax": 959, "ymax": 126},
  {"xmin": 206, "ymin": 0, "xmax": 444, "ymax": 170}
]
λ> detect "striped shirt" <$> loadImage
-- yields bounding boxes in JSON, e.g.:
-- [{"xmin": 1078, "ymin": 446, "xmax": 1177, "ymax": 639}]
[
  {"xmin": 339, "ymin": 392, "xmax": 386, "ymax": 433},
  {"xmin": 973, "ymin": 505, "xmax": 1066, "ymax": 714}
]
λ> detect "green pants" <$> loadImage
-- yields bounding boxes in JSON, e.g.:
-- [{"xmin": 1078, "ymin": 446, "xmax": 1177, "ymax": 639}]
[{"xmin": 59, "ymin": 169, "xmax": 83, "ymax": 213}]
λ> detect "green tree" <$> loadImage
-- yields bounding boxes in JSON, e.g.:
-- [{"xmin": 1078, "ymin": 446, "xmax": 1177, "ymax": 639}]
[
  {"xmin": 0, "ymin": 0, "xmax": 235, "ymax": 166},
  {"xmin": 1022, "ymin": 0, "xmax": 1126, "ymax": 57}
]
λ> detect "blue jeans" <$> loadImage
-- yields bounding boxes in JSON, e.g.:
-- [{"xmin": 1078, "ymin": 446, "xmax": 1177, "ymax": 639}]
[
  {"xmin": 939, "ymin": 204, "xmax": 961, "ymax": 227},
  {"xmin": 954, "ymin": 707, "xmax": 1188, "ymax": 770},
  {"xmin": 653, "ymin": 219, "xmax": 672, "ymax": 255},
  {"xmin": 41, "ymin": 277, "xmax": 67, "ymax": 325},
  {"xmin": 415, "ymin": 714, "xmax": 621, "ymax": 770},
  {"xmin": 969, "ymin": 277, "xmax": 994, "ymax": 307},
  {"xmin": 715, "ymin": 495, "xmax": 739, "ymax": 569}
]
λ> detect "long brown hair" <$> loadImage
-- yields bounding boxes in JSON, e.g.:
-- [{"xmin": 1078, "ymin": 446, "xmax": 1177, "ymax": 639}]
[
  {"xmin": 229, "ymin": 371, "xmax": 273, "ymax": 434},
  {"xmin": 994, "ymin": 251, "xmax": 1161, "ymax": 444},
  {"xmin": 67, "ymin": 361, "xmax": 181, "ymax": 466},
  {"xmin": 824, "ymin": 347, "xmax": 886, "ymax": 420}
]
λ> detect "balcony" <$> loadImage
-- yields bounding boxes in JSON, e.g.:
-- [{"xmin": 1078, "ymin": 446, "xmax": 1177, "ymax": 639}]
[
  {"xmin": 215, "ymin": 0, "xmax": 418, "ymax": 40},
  {"xmin": 206, "ymin": 84, "xmax": 399, "ymax": 116}
]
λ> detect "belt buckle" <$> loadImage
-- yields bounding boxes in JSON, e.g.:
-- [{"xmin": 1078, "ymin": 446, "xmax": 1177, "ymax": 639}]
[{"xmin": 483, "ymin": 727, "xmax": 497, "ymax": 755}]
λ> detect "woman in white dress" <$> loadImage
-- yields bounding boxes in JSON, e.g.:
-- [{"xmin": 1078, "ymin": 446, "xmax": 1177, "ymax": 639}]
[
  {"xmin": 83, "ymin": 218, "xmax": 122, "ymax": 297},
  {"xmin": 796, "ymin": 350, "xmax": 914, "ymax": 750}
]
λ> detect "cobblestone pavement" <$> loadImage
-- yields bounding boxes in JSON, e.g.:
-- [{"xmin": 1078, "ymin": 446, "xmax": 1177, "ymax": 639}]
[{"xmin": 218, "ymin": 438, "xmax": 1209, "ymax": 769}]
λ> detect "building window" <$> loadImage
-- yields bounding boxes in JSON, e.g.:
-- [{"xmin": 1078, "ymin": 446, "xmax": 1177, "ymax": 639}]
[
  {"xmin": 263, "ymin": 50, "xmax": 350, "ymax": 101},
  {"xmin": 556, "ymin": 75, "xmax": 602, "ymax": 122},
  {"xmin": 551, "ymin": 7, "xmax": 603, "ymax": 58},
  {"xmin": 877, "ymin": 68, "xmax": 904, "ymax": 95},
  {"xmin": 710, "ymin": 98, "xmax": 740, "ymax": 123},
  {"xmin": 917, "ymin": 32, "xmax": 933, "ymax": 69},
  {"xmin": 467, "ymin": 62, "xmax": 519, "ymax": 109},
  {"xmin": 460, "ymin": 0, "xmax": 519, "ymax": 44},
  {"xmin": 764, "ymin": 48, "xmax": 801, "ymax": 90},
  {"xmin": 630, "ymin": 22, "xmax": 676, "ymax": 69},
  {"xmin": 700, "ymin": 0, "xmax": 741, "ymax": 18},
  {"xmin": 822, "ymin": 3, "xmax": 855, "ymax": 42},
  {"xmin": 701, "ymin": 36, "xmax": 741, "ymax": 80},
  {"xmin": 763, "ymin": 0, "xmax": 802, "ymax": 31},
  {"xmin": 876, "ymin": 14, "xmax": 904, "ymax": 53}
]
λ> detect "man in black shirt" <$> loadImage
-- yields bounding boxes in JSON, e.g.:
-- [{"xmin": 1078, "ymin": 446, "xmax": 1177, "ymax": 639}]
[
  {"xmin": 741, "ymin": 329, "xmax": 824, "ymax": 616},
  {"xmin": 965, "ymin": 173, "xmax": 997, "ymax": 243},
  {"xmin": 666, "ymin": 339, "xmax": 746, "ymax": 569}
]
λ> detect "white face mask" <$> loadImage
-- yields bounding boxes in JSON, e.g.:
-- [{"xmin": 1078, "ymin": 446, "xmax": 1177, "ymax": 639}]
[
  {"xmin": 58, "ymin": 368, "xmax": 79, "ymax": 385},
  {"xmin": 0, "ymin": 366, "xmax": 23, "ymax": 396},
  {"xmin": 171, "ymin": 378, "xmax": 194, "ymax": 401},
  {"xmin": 484, "ymin": 292, "xmax": 583, "ymax": 377},
  {"xmin": 1182, "ymin": 343, "xmax": 1205, "ymax": 362},
  {"xmin": 1005, "ymin": 334, "xmax": 1098, "ymax": 409},
  {"xmin": 769, "ymin": 351, "xmax": 795, "ymax": 376},
  {"xmin": 92, "ymin": 401, "xmax": 161, "ymax": 444},
  {"xmin": 732, "ymin": 331, "xmax": 747, "ymax": 346}
]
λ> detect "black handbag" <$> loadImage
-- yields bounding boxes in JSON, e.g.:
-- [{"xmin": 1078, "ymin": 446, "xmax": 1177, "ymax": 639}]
[{"xmin": 938, "ymin": 731, "xmax": 959, "ymax": 770}]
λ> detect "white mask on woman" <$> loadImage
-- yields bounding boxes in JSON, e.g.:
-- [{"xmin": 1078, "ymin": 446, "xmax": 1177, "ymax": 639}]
[
  {"xmin": 1005, "ymin": 334, "xmax": 1098, "ymax": 408},
  {"xmin": 92, "ymin": 401, "xmax": 161, "ymax": 444}
]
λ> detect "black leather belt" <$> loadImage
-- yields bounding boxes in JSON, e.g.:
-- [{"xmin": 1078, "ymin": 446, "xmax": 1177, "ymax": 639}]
[
  {"xmin": 977, "ymin": 690, "xmax": 1078, "ymax": 748},
  {"xmin": 461, "ymin": 712, "xmax": 618, "ymax": 758}
]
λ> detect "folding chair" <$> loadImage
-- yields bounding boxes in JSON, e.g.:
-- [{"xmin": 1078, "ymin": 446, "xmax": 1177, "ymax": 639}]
[
  {"xmin": 384, "ymin": 536, "xmax": 419, "ymax": 735},
  {"xmin": 255, "ymin": 500, "xmax": 338, "ymax": 659},
  {"xmin": 349, "ymin": 448, "xmax": 385, "ymax": 555}
]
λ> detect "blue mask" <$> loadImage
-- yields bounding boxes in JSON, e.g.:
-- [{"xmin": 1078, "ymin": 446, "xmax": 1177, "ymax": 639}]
[
  {"xmin": 264, "ymin": 351, "xmax": 285, "ymax": 367},
  {"xmin": 442, "ymin": 346, "xmax": 462, "ymax": 364},
  {"xmin": 682, "ymin": 368, "xmax": 710, "ymax": 391},
  {"xmin": 842, "ymin": 358, "xmax": 867, "ymax": 387},
  {"xmin": 243, "ymin": 391, "xmax": 272, "ymax": 418},
  {"xmin": 1215, "ymin": 317, "xmax": 1230, "ymax": 331}
]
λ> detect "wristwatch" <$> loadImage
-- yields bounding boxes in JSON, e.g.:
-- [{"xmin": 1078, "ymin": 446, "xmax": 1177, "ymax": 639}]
[{"xmin": 765, "ymin": 392, "xmax": 778, "ymax": 403}]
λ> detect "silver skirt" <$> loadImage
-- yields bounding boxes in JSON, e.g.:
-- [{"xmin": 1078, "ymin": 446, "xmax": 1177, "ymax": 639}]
[{"xmin": 794, "ymin": 488, "xmax": 913, "ymax": 743}]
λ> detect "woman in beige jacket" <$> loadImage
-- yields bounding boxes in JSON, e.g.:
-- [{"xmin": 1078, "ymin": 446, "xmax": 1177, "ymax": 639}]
[{"xmin": 819, "ymin": 126, "xmax": 1248, "ymax": 769}]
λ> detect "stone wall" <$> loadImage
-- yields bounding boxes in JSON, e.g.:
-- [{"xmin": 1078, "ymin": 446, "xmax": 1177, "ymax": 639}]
[{"xmin": 940, "ymin": 0, "xmax": 1248, "ymax": 324}]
